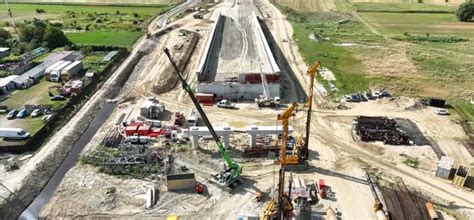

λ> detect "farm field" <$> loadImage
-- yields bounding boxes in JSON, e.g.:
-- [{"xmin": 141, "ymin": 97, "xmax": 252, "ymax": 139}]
[
  {"xmin": 353, "ymin": 2, "xmax": 457, "ymax": 12},
  {"xmin": 273, "ymin": 0, "xmax": 473, "ymax": 104},
  {"xmin": 0, "ymin": 3, "xmax": 170, "ymax": 47},
  {"xmin": 349, "ymin": 0, "xmax": 465, "ymax": 6},
  {"xmin": 358, "ymin": 12, "xmax": 474, "ymax": 38},
  {"xmin": 275, "ymin": 0, "xmax": 336, "ymax": 11},
  {"xmin": 9, "ymin": 0, "xmax": 178, "ymax": 5},
  {"xmin": 67, "ymin": 31, "xmax": 142, "ymax": 47}
]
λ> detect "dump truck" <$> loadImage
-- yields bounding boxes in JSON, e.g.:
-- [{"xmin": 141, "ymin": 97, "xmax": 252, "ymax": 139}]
[{"xmin": 61, "ymin": 61, "xmax": 83, "ymax": 81}]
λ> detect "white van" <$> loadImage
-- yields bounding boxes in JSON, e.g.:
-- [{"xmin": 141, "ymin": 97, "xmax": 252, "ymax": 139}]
[
  {"xmin": 0, "ymin": 128, "xmax": 30, "ymax": 140},
  {"xmin": 187, "ymin": 109, "xmax": 200, "ymax": 127}
]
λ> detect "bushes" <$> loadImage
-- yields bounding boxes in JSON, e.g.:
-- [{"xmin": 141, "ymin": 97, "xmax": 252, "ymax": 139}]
[
  {"xmin": 18, "ymin": 19, "xmax": 70, "ymax": 51},
  {"xmin": 393, "ymin": 34, "xmax": 468, "ymax": 43},
  {"xmin": 456, "ymin": 0, "xmax": 474, "ymax": 22},
  {"xmin": 35, "ymin": 8, "xmax": 46, "ymax": 14}
]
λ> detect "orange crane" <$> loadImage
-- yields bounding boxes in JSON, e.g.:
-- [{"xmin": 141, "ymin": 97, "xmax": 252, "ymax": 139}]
[
  {"xmin": 262, "ymin": 103, "xmax": 298, "ymax": 220},
  {"xmin": 284, "ymin": 62, "xmax": 320, "ymax": 166}
]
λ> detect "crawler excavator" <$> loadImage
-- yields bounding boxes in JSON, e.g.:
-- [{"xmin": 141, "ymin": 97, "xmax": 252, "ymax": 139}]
[
  {"xmin": 278, "ymin": 62, "xmax": 320, "ymax": 167},
  {"xmin": 164, "ymin": 48, "xmax": 243, "ymax": 191},
  {"xmin": 262, "ymin": 103, "xmax": 298, "ymax": 220}
]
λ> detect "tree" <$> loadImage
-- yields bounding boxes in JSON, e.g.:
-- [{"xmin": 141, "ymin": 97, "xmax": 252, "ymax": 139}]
[
  {"xmin": 456, "ymin": 0, "xmax": 474, "ymax": 22},
  {"xmin": 43, "ymin": 26, "xmax": 70, "ymax": 49},
  {"xmin": 0, "ymin": 28, "xmax": 11, "ymax": 47}
]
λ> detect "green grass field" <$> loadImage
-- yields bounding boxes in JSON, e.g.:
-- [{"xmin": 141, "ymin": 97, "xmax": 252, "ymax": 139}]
[
  {"xmin": 358, "ymin": 12, "xmax": 474, "ymax": 39},
  {"xmin": 354, "ymin": 2, "xmax": 456, "ymax": 12},
  {"xmin": 1, "ymin": 3, "xmax": 168, "ymax": 15},
  {"xmin": 2, "ymin": 79, "xmax": 67, "ymax": 109},
  {"xmin": 0, "ymin": 3, "xmax": 170, "ymax": 47},
  {"xmin": 67, "ymin": 31, "xmax": 142, "ymax": 47}
]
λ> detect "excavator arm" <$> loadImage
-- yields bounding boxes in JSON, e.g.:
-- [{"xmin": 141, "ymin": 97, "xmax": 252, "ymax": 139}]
[{"xmin": 164, "ymin": 48, "xmax": 242, "ymax": 187}]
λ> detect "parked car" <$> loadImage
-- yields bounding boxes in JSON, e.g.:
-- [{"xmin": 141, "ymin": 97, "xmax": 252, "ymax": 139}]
[
  {"xmin": 366, "ymin": 92, "xmax": 375, "ymax": 100},
  {"xmin": 217, "ymin": 100, "xmax": 236, "ymax": 109},
  {"xmin": 16, "ymin": 109, "xmax": 28, "ymax": 118},
  {"xmin": 42, "ymin": 114, "xmax": 53, "ymax": 122},
  {"xmin": 31, "ymin": 109, "xmax": 42, "ymax": 117},
  {"xmin": 435, "ymin": 108, "xmax": 449, "ymax": 115},
  {"xmin": 7, "ymin": 109, "xmax": 18, "ymax": 120},
  {"xmin": 351, "ymin": 94, "xmax": 361, "ymax": 102},
  {"xmin": 0, "ymin": 109, "xmax": 8, "ymax": 114},
  {"xmin": 360, "ymin": 93, "xmax": 368, "ymax": 102},
  {"xmin": 50, "ymin": 95, "xmax": 65, "ymax": 101},
  {"xmin": 343, "ymin": 95, "xmax": 352, "ymax": 102},
  {"xmin": 372, "ymin": 91, "xmax": 380, "ymax": 99},
  {"xmin": 379, "ymin": 91, "xmax": 391, "ymax": 98}
]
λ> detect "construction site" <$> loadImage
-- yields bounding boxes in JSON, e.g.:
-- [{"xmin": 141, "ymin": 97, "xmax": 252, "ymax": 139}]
[{"xmin": 0, "ymin": 0, "xmax": 473, "ymax": 219}]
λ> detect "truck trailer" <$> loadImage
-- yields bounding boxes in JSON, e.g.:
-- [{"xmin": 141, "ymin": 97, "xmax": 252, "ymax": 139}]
[
  {"xmin": 0, "ymin": 128, "xmax": 30, "ymax": 140},
  {"xmin": 61, "ymin": 61, "xmax": 83, "ymax": 81},
  {"xmin": 49, "ymin": 61, "xmax": 71, "ymax": 82},
  {"xmin": 45, "ymin": 60, "xmax": 65, "ymax": 80}
]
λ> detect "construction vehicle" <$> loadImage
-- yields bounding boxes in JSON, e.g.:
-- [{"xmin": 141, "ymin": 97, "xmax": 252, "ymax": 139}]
[
  {"xmin": 195, "ymin": 182, "xmax": 204, "ymax": 194},
  {"xmin": 262, "ymin": 103, "xmax": 298, "ymax": 220},
  {"xmin": 255, "ymin": 95, "xmax": 280, "ymax": 108},
  {"xmin": 256, "ymin": 191, "xmax": 264, "ymax": 202},
  {"xmin": 365, "ymin": 171, "xmax": 389, "ymax": 220},
  {"xmin": 164, "ymin": 48, "xmax": 242, "ymax": 191},
  {"xmin": 278, "ymin": 62, "xmax": 320, "ymax": 167}
]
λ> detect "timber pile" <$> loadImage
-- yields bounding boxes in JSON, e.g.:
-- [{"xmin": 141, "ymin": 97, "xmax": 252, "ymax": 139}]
[
  {"xmin": 102, "ymin": 125, "xmax": 125, "ymax": 147},
  {"xmin": 354, "ymin": 116, "xmax": 411, "ymax": 145}
]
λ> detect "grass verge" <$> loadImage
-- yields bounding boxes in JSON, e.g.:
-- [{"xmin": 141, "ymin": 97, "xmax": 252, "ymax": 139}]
[
  {"xmin": 354, "ymin": 2, "xmax": 456, "ymax": 13},
  {"xmin": 67, "ymin": 31, "xmax": 142, "ymax": 48}
]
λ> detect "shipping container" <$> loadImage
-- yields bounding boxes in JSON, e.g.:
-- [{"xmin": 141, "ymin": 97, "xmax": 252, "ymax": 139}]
[
  {"xmin": 49, "ymin": 61, "xmax": 71, "ymax": 82},
  {"xmin": 452, "ymin": 166, "xmax": 470, "ymax": 187},
  {"xmin": 125, "ymin": 125, "xmax": 139, "ymax": 136},
  {"xmin": 45, "ymin": 60, "xmax": 65, "ymax": 75},
  {"xmin": 138, "ymin": 125, "xmax": 151, "ymax": 136},
  {"xmin": 244, "ymin": 74, "xmax": 280, "ymax": 84},
  {"xmin": 435, "ymin": 156, "xmax": 454, "ymax": 179},
  {"xmin": 61, "ymin": 61, "xmax": 83, "ymax": 81},
  {"xmin": 196, "ymin": 93, "xmax": 214, "ymax": 104},
  {"xmin": 425, "ymin": 202, "xmax": 439, "ymax": 220}
]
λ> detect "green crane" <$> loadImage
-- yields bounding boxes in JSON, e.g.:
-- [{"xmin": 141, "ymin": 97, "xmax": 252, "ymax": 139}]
[{"xmin": 164, "ymin": 48, "xmax": 243, "ymax": 190}]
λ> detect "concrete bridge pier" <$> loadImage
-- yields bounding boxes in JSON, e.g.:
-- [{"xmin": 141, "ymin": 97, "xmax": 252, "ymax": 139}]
[
  {"xmin": 245, "ymin": 125, "xmax": 293, "ymax": 148},
  {"xmin": 188, "ymin": 126, "xmax": 233, "ymax": 149}
]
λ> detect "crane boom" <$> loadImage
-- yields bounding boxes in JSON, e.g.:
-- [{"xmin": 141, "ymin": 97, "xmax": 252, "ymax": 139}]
[
  {"xmin": 303, "ymin": 62, "xmax": 320, "ymax": 160},
  {"xmin": 262, "ymin": 103, "xmax": 297, "ymax": 220},
  {"xmin": 164, "ymin": 48, "xmax": 242, "ymax": 188}
]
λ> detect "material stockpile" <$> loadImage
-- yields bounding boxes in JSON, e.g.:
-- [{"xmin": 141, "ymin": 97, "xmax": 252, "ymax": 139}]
[
  {"xmin": 102, "ymin": 125, "xmax": 126, "ymax": 147},
  {"xmin": 353, "ymin": 116, "xmax": 411, "ymax": 145},
  {"xmin": 82, "ymin": 145, "xmax": 173, "ymax": 178}
]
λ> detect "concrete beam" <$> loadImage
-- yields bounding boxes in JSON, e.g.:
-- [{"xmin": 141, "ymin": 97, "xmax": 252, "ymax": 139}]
[
  {"xmin": 245, "ymin": 125, "xmax": 293, "ymax": 148},
  {"xmin": 251, "ymin": 12, "xmax": 280, "ymax": 75},
  {"xmin": 188, "ymin": 126, "xmax": 233, "ymax": 149}
]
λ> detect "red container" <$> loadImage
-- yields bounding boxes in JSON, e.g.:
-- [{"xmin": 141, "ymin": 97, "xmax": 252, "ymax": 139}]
[
  {"xmin": 244, "ymin": 74, "xmax": 280, "ymax": 84},
  {"xmin": 196, "ymin": 93, "xmax": 214, "ymax": 104},
  {"xmin": 138, "ymin": 125, "xmax": 151, "ymax": 136},
  {"xmin": 129, "ymin": 122, "xmax": 144, "ymax": 127},
  {"xmin": 125, "ymin": 125, "xmax": 139, "ymax": 136}
]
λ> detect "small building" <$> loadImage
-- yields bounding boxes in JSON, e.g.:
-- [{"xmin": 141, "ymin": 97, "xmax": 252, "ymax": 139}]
[
  {"xmin": 103, "ymin": 51, "xmax": 118, "ymax": 62},
  {"xmin": 0, "ymin": 47, "xmax": 11, "ymax": 59},
  {"xmin": 435, "ymin": 156, "xmax": 454, "ymax": 179},
  {"xmin": 0, "ymin": 75, "xmax": 19, "ymax": 95},
  {"xmin": 166, "ymin": 173, "xmax": 196, "ymax": 191}
]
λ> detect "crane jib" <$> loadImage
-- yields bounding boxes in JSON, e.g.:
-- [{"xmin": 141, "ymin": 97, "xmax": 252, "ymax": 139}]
[{"xmin": 163, "ymin": 48, "xmax": 241, "ymax": 173}]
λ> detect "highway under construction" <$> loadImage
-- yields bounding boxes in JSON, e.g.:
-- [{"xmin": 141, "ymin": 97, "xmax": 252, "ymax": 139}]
[{"xmin": 1, "ymin": 0, "xmax": 472, "ymax": 219}]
